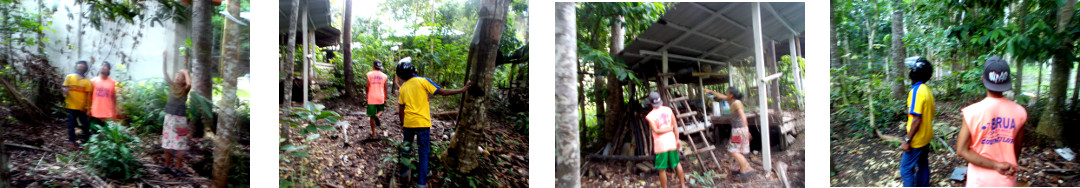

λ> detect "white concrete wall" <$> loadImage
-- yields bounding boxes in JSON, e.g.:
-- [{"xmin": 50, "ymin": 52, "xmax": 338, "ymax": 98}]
[{"xmin": 30, "ymin": 0, "xmax": 189, "ymax": 81}]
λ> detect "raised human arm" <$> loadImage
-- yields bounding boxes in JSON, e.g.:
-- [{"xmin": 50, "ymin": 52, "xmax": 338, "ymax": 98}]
[
  {"xmin": 956, "ymin": 118, "xmax": 1017, "ymax": 176},
  {"xmin": 703, "ymin": 89, "xmax": 729, "ymax": 101},
  {"xmin": 162, "ymin": 51, "xmax": 175, "ymax": 85},
  {"xmin": 435, "ymin": 80, "xmax": 472, "ymax": 96},
  {"xmin": 181, "ymin": 70, "xmax": 191, "ymax": 89}
]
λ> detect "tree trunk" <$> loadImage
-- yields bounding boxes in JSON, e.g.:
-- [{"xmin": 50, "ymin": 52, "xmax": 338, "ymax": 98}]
[
  {"xmin": 342, "ymin": 0, "xmax": 356, "ymax": 99},
  {"xmin": 1014, "ymin": 59, "xmax": 1024, "ymax": 100},
  {"xmin": 442, "ymin": 0, "xmax": 509, "ymax": 173},
  {"xmin": 281, "ymin": 0, "xmax": 299, "ymax": 146},
  {"xmin": 1037, "ymin": 0, "xmax": 1076, "ymax": 139},
  {"xmin": 0, "ymin": 138, "xmax": 7, "ymax": 188},
  {"xmin": 830, "ymin": 0, "xmax": 839, "ymax": 69},
  {"xmin": 866, "ymin": 21, "xmax": 875, "ymax": 71},
  {"xmin": 1036, "ymin": 60, "xmax": 1044, "ymax": 103},
  {"xmin": 555, "ymin": 3, "xmax": 580, "ymax": 187},
  {"xmin": 213, "ymin": 1, "xmax": 242, "ymax": 186},
  {"xmin": 603, "ymin": 15, "xmax": 624, "ymax": 145},
  {"xmin": 578, "ymin": 62, "xmax": 586, "ymax": 137},
  {"xmin": 890, "ymin": 1, "xmax": 907, "ymax": 99},
  {"xmin": 592, "ymin": 13, "xmax": 605, "ymax": 131},
  {"xmin": 1072, "ymin": 61, "xmax": 1079, "ymax": 104},
  {"xmin": 191, "ymin": 0, "xmax": 215, "ymax": 137}
]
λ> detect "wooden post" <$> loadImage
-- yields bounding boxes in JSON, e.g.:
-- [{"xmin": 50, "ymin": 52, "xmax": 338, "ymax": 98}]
[
  {"xmin": 790, "ymin": 36, "xmax": 803, "ymax": 109},
  {"xmin": 698, "ymin": 61, "xmax": 709, "ymax": 123},
  {"xmin": 751, "ymin": 2, "xmax": 772, "ymax": 172}
]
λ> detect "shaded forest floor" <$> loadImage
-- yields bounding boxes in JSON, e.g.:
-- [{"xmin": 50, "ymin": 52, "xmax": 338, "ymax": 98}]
[
  {"xmin": 2, "ymin": 111, "xmax": 229, "ymax": 187},
  {"xmin": 278, "ymin": 98, "xmax": 529, "ymax": 187},
  {"xmin": 831, "ymin": 101, "xmax": 1080, "ymax": 187},
  {"xmin": 581, "ymin": 123, "xmax": 805, "ymax": 187}
]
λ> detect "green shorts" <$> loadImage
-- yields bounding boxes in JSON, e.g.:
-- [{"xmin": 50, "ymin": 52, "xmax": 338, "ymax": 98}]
[
  {"xmin": 366, "ymin": 104, "xmax": 385, "ymax": 116},
  {"xmin": 654, "ymin": 150, "xmax": 680, "ymax": 169}
]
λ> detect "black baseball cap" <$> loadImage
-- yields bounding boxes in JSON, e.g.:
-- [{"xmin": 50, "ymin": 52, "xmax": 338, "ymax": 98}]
[
  {"xmin": 648, "ymin": 92, "xmax": 662, "ymax": 107},
  {"xmin": 982, "ymin": 56, "xmax": 1012, "ymax": 92}
]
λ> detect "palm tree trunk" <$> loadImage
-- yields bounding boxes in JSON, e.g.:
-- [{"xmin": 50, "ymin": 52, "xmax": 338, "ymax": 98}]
[
  {"xmin": 213, "ymin": 1, "xmax": 243, "ymax": 186},
  {"xmin": 890, "ymin": 0, "xmax": 907, "ymax": 99},
  {"xmin": 555, "ymin": 3, "xmax": 580, "ymax": 187},
  {"xmin": 342, "ymin": 0, "xmax": 356, "ymax": 99},
  {"xmin": 191, "ymin": 0, "xmax": 215, "ymax": 138}
]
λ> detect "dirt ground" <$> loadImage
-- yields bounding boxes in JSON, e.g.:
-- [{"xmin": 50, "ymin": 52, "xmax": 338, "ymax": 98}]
[
  {"xmin": 830, "ymin": 102, "xmax": 1080, "ymax": 187},
  {"xmin": 278, "ymin": 99, "xmax": 529, "ymax": 187},
  {"xmin": 581, "ymin": 124, "xmax": 806, "ymax": 188},
  {"xmin": 3, "ymin": 117, "xmax": 222, "ymax": 187}
]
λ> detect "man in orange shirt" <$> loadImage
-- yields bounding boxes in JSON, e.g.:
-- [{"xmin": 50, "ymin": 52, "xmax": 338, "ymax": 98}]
[
  {"xmin": 89, "ymin": 62, "xmax": 120, "ymax": 125},
  {"xmin": 956, "ymin": 56, "xmax": 1026, "ymax": 187},
  {"xmin": 645, "ymin": 92, "xmax": 686, "ymax": 188},
  {"xmin": 365, "ymin": 59, "xmax": 389, "ymax": 138}
]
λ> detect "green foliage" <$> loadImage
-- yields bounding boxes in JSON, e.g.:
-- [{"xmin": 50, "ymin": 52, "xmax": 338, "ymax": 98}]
[
  {"xmin": 118, "ymin": 78, "xmax": 168, "ymax": 134},
  {"xmin": 688, "ymin": 170, "xmax": 718, "ymax": 186},
  {"xmin": 76, "ymin": 0, "xmax": 189, "ymax": 30},
  {"xmin": 279, "ymin": 103, "xmax": 342, "ymax": 187},
  {"xmin": 778, "ymin": 55, "xmax": 806, "ymax": 111},
  {"xmin": 934, "ymin": 69, "xmax": 984, "ymax": 105},
  {"xmin": 0, "ymin": 0, "xmax": 55, "ymax": 48},
  {"xmin": 229, "ymin": 151, "xmax": 251, "ymax": 188},
  {"xmin": 507, "ymin": 111, "xmax": 529, "ymax": 134},
  {"xmin": 830, "ymin": 68, "xmax": 905, "ymax": 132},
  {"xmin": 380, "ymin": 138, "xmax": 418, "ymax": 171},
  {"xmin": 187, "ymin": 93, "xmax": 215, "ymax": 125},
  {"xmin": 83, "ymin": 121, "xmax": 142, "ymax": 180}
]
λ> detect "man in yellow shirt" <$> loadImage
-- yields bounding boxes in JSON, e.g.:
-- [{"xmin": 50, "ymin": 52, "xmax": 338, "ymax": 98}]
[
  {"xmin": 900, "ymin": 56, "xmax": 935, "ymax": 187},
  {"xmin": 62, "ymin": 61, "xmax": 92, "ymax": 147},
  {"xmin": 394, "ymin": 59, "xmax": 471, "ymax": 188}
]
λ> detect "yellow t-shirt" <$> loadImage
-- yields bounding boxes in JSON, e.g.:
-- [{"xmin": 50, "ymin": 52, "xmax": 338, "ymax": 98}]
[
  {"xmin": 906, "ymin": 82, "xmax": 935, "ymax": 148},
  {"xmin": 63, "ymin": 74, "xmax": 92, "ymax": 111},
  {"xmin": 398, "ymin": 77, "xmax": 441, "ymax": 128}
]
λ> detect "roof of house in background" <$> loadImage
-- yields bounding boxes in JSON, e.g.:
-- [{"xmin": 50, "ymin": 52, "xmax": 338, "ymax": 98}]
[
  {"xmin": 278, "ymin": 0, "xmax": 340, "ymax": 47},
  {"xmin": 618, "ymin": 2, "xmax": 805, "ymax": 78}
]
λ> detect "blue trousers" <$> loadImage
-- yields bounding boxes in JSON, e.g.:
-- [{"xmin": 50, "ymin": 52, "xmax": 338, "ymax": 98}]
[
  {"xmin": 900, "ymin": 146, "xmax": 930, "ymax": 187},
  {"xmin": 66, "ymin": 109, "xmax": 90, "ymax": 144},
  {"xmin": 402, "ymin": 127, "xmax": 430, "ymax": 186}
]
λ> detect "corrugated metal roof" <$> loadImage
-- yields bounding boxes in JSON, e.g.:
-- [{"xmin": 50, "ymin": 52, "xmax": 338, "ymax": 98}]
[
  {"xmin": 278, "ymin": 0, "xmax": 340, "ymax": 47},
  {"xmin": 278, "ymin": 0, "xmax": 334, "ymax": 31},
  {"xmin": 618, "ymin": 2, "xmax": 804, "ymax": 77}
]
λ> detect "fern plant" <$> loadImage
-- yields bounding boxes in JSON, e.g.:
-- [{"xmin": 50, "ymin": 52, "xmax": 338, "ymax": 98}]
[{"xmin": 83, "ymin": 121, "xmax": 142, "ymax": 180}]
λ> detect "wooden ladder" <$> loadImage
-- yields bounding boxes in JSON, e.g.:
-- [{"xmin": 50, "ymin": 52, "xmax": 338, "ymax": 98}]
[{"xmin": 663, "ymin": 81, "xmax": 721, "ymax": 170}]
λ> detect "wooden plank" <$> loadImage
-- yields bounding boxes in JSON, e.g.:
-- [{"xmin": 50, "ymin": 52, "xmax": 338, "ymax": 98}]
[
  {"xmin": 691, "ymin": 72, "xmax": 726, "ymax": 77},
  {"xmin": 586, "ymin": 154, "xmax": 653, "ymax": 161},
  {"xmin": 676, "ymin": 111, "xmax": 698, "ymax": 118},
  {"xmin": 662, "ymin": 83, "xmax": 686, "ymax": 89},
  {"xmin": 670, "ymin": 96, "xmax": 690, "ymax": 102},
  {"xmin": 685, "ymin": 146, "xmax": 716, "ymax": 155}
]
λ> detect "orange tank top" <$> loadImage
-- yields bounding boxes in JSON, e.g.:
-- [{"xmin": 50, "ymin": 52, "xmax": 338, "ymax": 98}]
[
  {"xmin": 961, "ymin": 97, "xmax": 1027, "ymax": 187},
  {"xmin": 647, "ymin": 106, "xmax": 678, "ymax": 154},
  {"xmin": 366, "ymin": 71, "xmax": 388, "ymax": 105}
]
